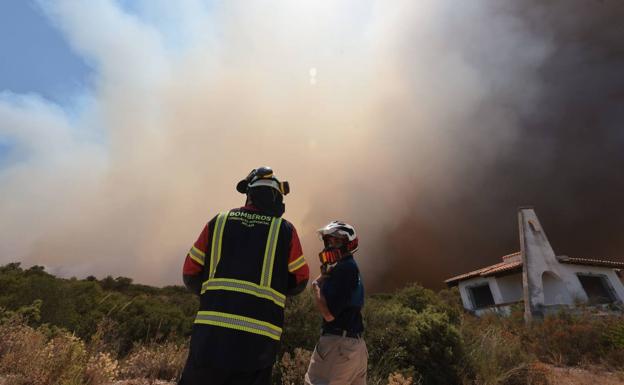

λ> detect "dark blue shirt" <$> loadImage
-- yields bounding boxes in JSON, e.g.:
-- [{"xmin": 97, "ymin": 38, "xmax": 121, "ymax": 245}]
[{"xmin": 320, "ymin": 255, "xmax": 364, "ymax": 334}]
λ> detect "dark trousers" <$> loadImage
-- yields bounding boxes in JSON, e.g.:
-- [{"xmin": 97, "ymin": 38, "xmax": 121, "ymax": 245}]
[{"xmin": 178, "ymin": 359, "xmax": 273, "ymax": 385}]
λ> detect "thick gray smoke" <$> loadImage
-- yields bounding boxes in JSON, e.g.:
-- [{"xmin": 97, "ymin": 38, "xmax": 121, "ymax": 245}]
[{"xmin": 0, "ymin": 0, "xmax": 621, "ymax": 291}]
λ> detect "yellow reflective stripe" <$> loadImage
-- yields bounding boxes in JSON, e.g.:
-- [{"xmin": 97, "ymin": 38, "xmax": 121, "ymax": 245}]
[
  {"xmin": 191, "ymin": 246, "xmax": 205, "ymax": 258},
  {"xmin": 188, "ymin": 246, "xmax": 205, "ymax": 265},
  {"xmin": 201, "ymin": 278, "xmax": 285, "ymax": 308},
  {"xmin": 288, "ymin": 255, "xmax": 306, "ymax": 272},
  {"xmin": 189, "ymin": 253, "xmax": 204, "ymax": 266},
  {"xmin": 266, "ymin": 217, "xmax": 281, "ymax": 285},
  {"xmin": 210, "ymin": 212, "xmax": 229, "ymax": 279},
  {"xmin": 260, "ymin": 217, "xmax": 282, "ymax": 287},
  {"xmin": 194, "ymin": 311, "xmax": 282, "ymax": 340},
  {"xmin": 201, "ymin": 285, "xmax": 284, "ymax": 308},
  {"xmin": 260, "ymin": 218, "xmax": 277, "ymax": 285}
]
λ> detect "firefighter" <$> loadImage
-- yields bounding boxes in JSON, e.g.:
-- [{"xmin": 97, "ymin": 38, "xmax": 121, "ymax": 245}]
[
  {"xmin": 179, "ymin": 167, "xmax": 309, "ymax": 385},
  {"xmin": 305, "ymin": 221, "xmax": 367, "ymax": 385}
]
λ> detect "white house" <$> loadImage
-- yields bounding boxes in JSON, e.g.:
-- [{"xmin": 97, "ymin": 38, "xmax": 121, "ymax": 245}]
[{"xmin": 445, "ymin": 207, "xmax": 624, "ymax": 321}]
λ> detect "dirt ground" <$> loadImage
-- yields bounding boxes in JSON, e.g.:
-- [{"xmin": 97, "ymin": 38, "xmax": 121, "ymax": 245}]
[
  {"xmin": 548, "ymin": 365, "xmax": 624, "ymax": 385},
  {"xmin": 108, "ymin": 366, "xmax": 624, "ymax": 385},
  {"xmin": 3, "ymin": 366, "xmax": 624, "ymax": 385}
]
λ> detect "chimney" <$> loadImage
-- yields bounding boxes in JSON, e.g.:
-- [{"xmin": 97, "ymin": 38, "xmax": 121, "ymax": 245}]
[{"xmin": 518, "ymin": 207, "xmax": 558, "ymax": 323}]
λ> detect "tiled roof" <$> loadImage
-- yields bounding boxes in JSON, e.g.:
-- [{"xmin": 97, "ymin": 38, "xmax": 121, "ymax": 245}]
[
  {"xmin": 557, "ymin": 256, "xmax": 624, "ymax": 268},
  {"xmin": 502, "ymin": 251, "xmax": 521, "ymax": 260},
  {"xmin": 444, "ymin": 259, "xmax": 522, "ymax": 286},
  {"xmin": 485, "ymin": 260, "xmax": 523, "ymax": 275},
  {"xmin": 445, "ymin": 253, "xmax": 624, "ymax": 286}
]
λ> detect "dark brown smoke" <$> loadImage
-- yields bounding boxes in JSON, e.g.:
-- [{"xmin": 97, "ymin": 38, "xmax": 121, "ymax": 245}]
[{"xmin": 373, "ymin": 0, "xmax": 624, "ymax": 291}]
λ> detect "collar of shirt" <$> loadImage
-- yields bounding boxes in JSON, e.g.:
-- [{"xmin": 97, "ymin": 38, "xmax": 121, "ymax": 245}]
[{"xmin": 339, "ymin": 254, "xmax": 354, "ymax": 263}]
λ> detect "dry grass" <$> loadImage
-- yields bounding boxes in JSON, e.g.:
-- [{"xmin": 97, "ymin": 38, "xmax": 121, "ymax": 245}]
[
  {"xmin": 0, "ymin": 316, "xmax": 87, "ymax": 385},
  {"xmin": 277, "ymin": 348, "xmax": 312, "ymax": 385},
  {"xmin": 2, "ymin": 303, "xmax": 624, "ymax": 385},
  {"xmin": 535, "ymin": 364, "xmax": 624, "ymax": 385},
  {"xmin": 276, "ymin": 348, "xmax": 419, "ymax": 385},
  {"xmin": 525, "ymin": 311, "xmax": 624, "ymax": 368},
  {"xmin": 460, "ymin": 316, "xmax": 531, "ymax": 385},
  {"xmin": 118, "ymin": 342, "xmax": 187, "ymax": 382},
  {"xmin": 85, "ymin": 352, "xmax": 119, "ymax": 385},
  {"xmin": 0, "ymin": 313, "xmax": 186, "ymax": 385},
  {"xmin": 386, "ymin": 372, "xmax": 416, "ymax": 385},
  {"xmin": 112, "ymin": 381, "xmax": 175, "ymax": 385},
  {"xmin": 0, "ymin": 318, "xmax": 47, "ymax": 377}
]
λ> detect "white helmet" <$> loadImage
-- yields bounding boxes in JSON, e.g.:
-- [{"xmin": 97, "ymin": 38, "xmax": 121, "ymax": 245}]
[{"xmin": 317, "ymin": 221, "xmax": 359, "ymax": 254}]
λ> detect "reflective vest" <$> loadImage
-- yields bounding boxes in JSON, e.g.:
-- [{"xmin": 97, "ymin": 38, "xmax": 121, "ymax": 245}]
[{"xmin": 189, "ymin": 208, "xmax": 294, "ymax": 370}]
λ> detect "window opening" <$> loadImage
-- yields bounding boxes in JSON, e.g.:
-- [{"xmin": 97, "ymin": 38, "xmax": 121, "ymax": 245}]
[
  {"xmin": 577, "ymin": 274, "xmax": 616, "ymax": 304},
  {"xmin": 469, "ymin": 284, "xmax": 495, "ymax": 309}
]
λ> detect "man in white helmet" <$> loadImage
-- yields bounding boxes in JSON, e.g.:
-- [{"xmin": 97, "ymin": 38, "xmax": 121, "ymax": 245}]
[{"xmin": 305, "ymin": 221, "xmax": 367, "ymax": 385}]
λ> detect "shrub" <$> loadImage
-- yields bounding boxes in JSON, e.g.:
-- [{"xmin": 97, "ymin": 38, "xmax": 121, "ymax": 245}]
[
  {"xmin": 387, "ymin": 372, "xmax": 418, "ymax": 385},
  {"xmin": 84, "ymin": 352, "xmax": 119, "ymax": 385},
  {"xmin": 603, "ymin": 320, "xmax": 624, "ymax": 349},
  {"xmin": 364, "ymin": 294, "xmax": 462, "ymax": 385},
  {"xmin": 276, "ymin": 348, "xmax": 312, "ymax": 385},
  {"xmin": 524, "ymin": 311, "xmax": 624, "ymax": 367},
  {"xmin": 457, "ymin": 308, "xmax": 624, "ymax": 382},
  {"xmin": 459, "ymin": 314, "xmax": 532, "ymax": 385},
  {"xmin": 38, "ymin": 333, "xmax": 87, "ymax": 385},
  {"xmin": 0, "ymin": 314, "xmax": 47, "ymax": 379},
  {"xmin": 0, "ymin": 311, "xmax": 87, "ymax": 385},
  {"xmin": 0, "ymin": 262, "xmax": 197, "ymax": 354},
  {"xmin": 598, "ymin": 316, "xmax": 624, "ymax": 369},
  {"xmin": 281, "ymin": 291, "xmax": 322, "ymax": 354},
  {"xmin": 395, "ymin": 284, "xmax": 462, "ymax": 325},
  {"xmin": 4, "ymin": 265, "xmax": 624, "ymax": 385},
  {"xmin": 119, "ymin": 342, "xmax": 188, "ymax": 381}
]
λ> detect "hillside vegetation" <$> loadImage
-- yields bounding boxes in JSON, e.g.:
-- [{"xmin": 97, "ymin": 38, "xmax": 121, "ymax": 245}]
[{"xmin": 1, "ymin": 262, "xmax": 623, "ymax": 385}]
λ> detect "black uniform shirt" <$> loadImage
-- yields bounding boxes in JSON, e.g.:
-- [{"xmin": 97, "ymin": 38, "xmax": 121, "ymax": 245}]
[{"xmin": 320, "ymin": 255, "xmax": 364, "ymax": 334}]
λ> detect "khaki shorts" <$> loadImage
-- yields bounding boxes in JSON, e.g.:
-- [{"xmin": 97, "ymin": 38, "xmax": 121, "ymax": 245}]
[{"xmin": 304, "ymin": 335, "xmax": 368, "ymax": 385}]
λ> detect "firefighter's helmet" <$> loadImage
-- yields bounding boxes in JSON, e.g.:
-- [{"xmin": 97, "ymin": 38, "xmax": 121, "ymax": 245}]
[
  {"xmin": 237, "ymin": 166, "xmax": 289, "ymax": 217},
  {"xmin": 236, "ymin": 166, "xmax": 290, "ymax": 195}
]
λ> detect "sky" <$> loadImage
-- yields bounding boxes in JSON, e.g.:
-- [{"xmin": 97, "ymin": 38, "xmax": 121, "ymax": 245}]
[
  {"xmin": 0, "ymin": 2, "xmax": 92, "ymax": 105},
  {"xmin": 0, "ymin": 0, "xmax": 623, "ymax": 291}
]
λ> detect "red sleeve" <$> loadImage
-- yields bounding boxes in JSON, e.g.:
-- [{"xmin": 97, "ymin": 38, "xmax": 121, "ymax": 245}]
[
  {"xmin": 183, "ymin": 223, "xmax": 210, "ymax": 276},
  {"xmin": 287, "ymin": 226, "xmax": 309, "ymax": 284}
]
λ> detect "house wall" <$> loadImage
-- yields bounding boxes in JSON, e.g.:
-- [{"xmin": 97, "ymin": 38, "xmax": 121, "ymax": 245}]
[
  {"xmin": 456, "ymin": 264, "xmax": 624, "ymax": 314},
  {"xmin": 542, "ymin": 271, "xmax": 573, "ymax": 305},
  {"xmin": 458, "ymin": 276, "xmax": 503, "ymax": 311},
  {"xmin": 495, "ymin": 273, "xmax": 523, "ymax": 303},
  {"xmin": 559, "ymin": 264, "xmax": 624, "ymax": 303}
]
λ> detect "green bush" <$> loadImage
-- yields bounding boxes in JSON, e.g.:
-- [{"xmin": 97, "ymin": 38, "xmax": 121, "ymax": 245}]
[
  {"xmin": 281, "ymin": 291, "xmax": 321, "ymax": 354},
  {"xmin": 364, "ymin": 290, "xmax": 463, "ymax": 385},
  {"xmin": 394, "ymin": 284, "xmax": 462, "ymax": 325},
  {"xmin": 0, "ymin": 262, "xmax": 197, "ymax": 355},
  {"xmin": 4, "ymin": 262, "xmax": 624, "ymax": 385}
]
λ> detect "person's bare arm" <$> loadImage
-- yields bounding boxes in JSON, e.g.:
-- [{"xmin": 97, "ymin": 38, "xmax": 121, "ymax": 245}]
[{"xmin": 312, "ymin": 276, "xmax": 335, "ymax": 322}]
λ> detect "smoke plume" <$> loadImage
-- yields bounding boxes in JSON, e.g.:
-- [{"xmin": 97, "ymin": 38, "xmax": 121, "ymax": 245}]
[{"xmin": 1, "ymin": 0, "xmax": 622, "ymax": 291}]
